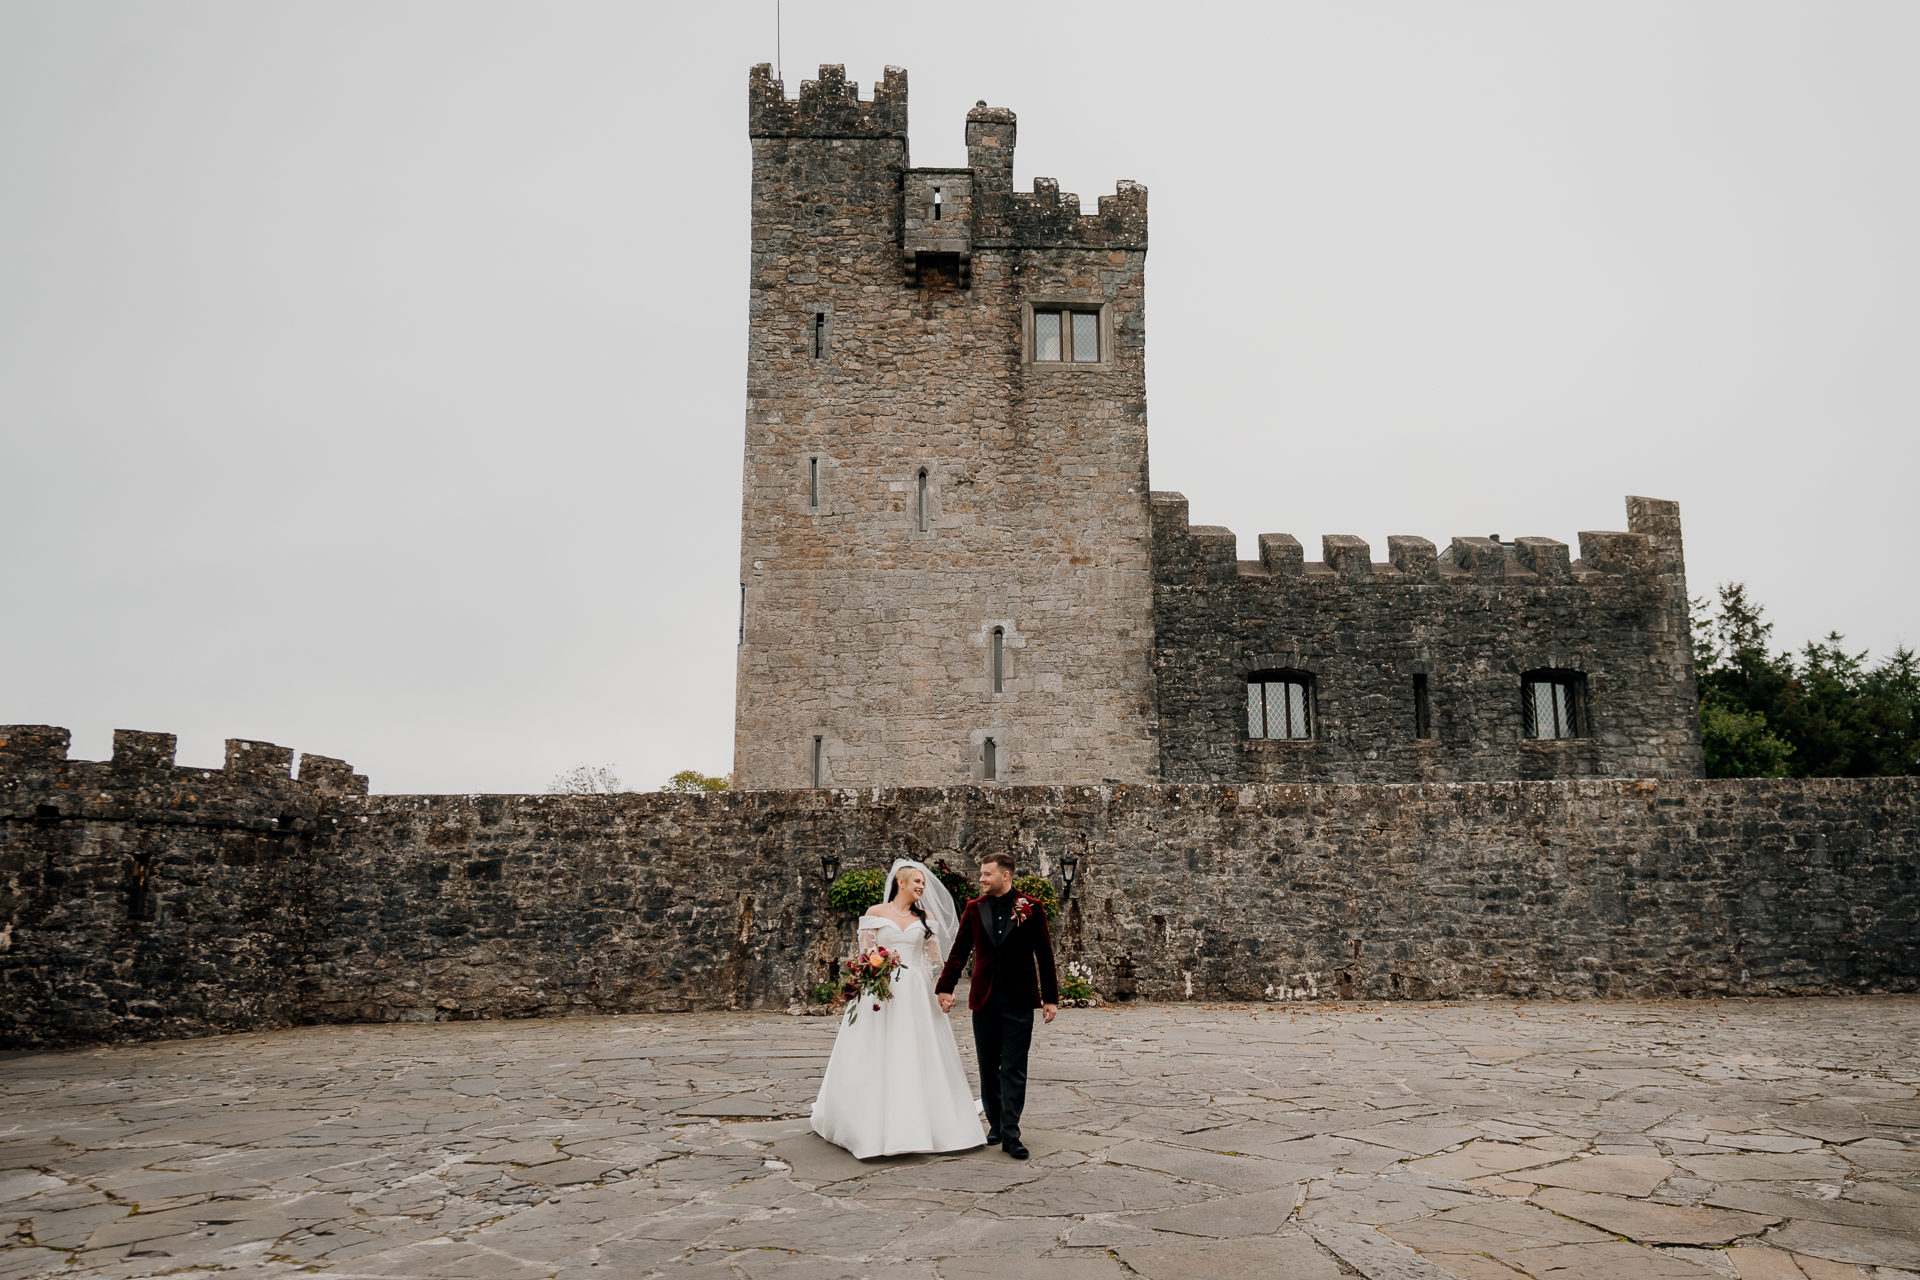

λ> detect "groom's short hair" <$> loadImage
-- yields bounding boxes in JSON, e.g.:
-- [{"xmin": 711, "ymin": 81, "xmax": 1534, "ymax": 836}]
[{"xmin": 979, "ymin": 851, "xmax": 1016, "ymax": 874}]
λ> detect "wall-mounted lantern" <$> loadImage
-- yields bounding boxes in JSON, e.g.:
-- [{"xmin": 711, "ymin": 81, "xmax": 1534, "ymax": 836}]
[
  {"xmin": 821, "ymin": 850, "xmax": 841, "ymax": 887},
  {"xmin": 1058, "ymin": 851, "xmax": 1079, "ymax": 903}
]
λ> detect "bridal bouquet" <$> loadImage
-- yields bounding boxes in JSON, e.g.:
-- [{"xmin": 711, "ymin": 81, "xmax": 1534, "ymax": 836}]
[{"xmin": 840, "ymin": 946, "xmax": 907, "ymax": 1024}]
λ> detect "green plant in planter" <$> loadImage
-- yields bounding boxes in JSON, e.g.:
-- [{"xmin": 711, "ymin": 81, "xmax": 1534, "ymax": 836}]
[
  {"xmin": 1012, "ymin": 874, "xmax": 1058, "ymax": 920},
  {"xmin": 828, "ymin": 868, "xmax": 887, "ymax": 917},
  {"xmin": 1060, "ymin": 971, "xmax": 1095, "ymax": 1002}
]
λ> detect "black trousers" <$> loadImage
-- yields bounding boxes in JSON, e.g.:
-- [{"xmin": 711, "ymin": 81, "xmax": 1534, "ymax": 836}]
[{"xmin": 972, "ymin": 993, "xmax": 1034, "ymax": 1145}]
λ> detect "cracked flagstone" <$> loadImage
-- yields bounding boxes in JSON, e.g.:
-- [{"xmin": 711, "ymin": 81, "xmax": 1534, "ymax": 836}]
[{"xmin": 0, "ymin": 995, "xmax": 1916, "ymax": 1279}]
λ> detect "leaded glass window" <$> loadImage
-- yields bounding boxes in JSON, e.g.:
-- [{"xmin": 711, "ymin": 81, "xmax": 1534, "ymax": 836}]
[
  {"xmin": 1247, "ymin": 672, "xmax": 1313, "ymax": 740},
  {"xmin": 1035, "ymin": 311, "xmax": 1061, "ymax": 361},
  {"xmin": 1073, "ymin": 311, "xmax": 1098, "ymax": 362},
  {"xmin": 1522, "ymin": 671, "xmax": 1585, "ymax": 739},
  {"xmin": 1034, "ymin": 308, "xmax": 1099, "ymax": 362}
]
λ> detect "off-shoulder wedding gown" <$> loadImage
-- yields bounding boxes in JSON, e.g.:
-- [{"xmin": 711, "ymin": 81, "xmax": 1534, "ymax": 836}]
[{"xmin": 810, "ymin": 914, "xmax": 984, "ymax": 1158}]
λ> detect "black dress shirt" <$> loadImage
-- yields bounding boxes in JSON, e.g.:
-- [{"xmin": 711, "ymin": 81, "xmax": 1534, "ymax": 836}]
[{"xmin": 984, "ymin": 890, "xmax": 1016, "ymax": 947}]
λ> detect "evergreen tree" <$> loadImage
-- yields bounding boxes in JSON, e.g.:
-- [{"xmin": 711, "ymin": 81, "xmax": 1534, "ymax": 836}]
[{"xmin": 1692, "ymin": 584, "xmax": 1918, "ymax": 778}]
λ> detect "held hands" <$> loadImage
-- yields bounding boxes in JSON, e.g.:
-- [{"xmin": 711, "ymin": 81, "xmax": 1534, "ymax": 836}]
[{"xmin": 936, "ymin": 992, "xmax": 1052, "ymax": 1020}]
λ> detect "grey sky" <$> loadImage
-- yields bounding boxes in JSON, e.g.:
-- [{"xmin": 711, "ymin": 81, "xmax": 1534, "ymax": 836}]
[{"xmin": 4, "ymin": 2, "xmax": 1915, "ymax": 794}]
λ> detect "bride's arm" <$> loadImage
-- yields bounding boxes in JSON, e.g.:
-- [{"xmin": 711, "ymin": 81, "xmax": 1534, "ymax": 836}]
[
  {"xmin": 855, "ymin": 923, "xmax": 878, "ymax": 956},
  {"xmin": 923, "ymin": 932, "xmax": 939, "ymax": 965}
]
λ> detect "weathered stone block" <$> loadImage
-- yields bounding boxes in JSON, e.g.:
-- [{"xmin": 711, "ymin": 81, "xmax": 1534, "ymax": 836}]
[
  {"xmin": 1387, "ymin": 536, "xmax": 1438, "ymax": 582},
  {"xmin": 1260, "ymin": 533, "xmax": 1305, "ymax": 577},
  {"xmin": 1579, "ymin": 530, "xmax": 1653, "ymax": 576},
  {"xmin": 111, "ymin": 730, "xmax": 175, "ymax": 770},
  {"xmin": 1451, "ymin": 537, "xmax": 1507, "ymax": 582},
  {"xmin": 1514, "ymin": 537, "xmax": 1571, "ymax": 582},
  {"xmin": 1322, "ymin": 535, "xmax": 1373, "ymax": 581}
]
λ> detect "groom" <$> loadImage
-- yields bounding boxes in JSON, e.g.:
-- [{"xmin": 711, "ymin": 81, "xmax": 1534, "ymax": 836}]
[{"xmin": 937, "ymin": 851, "xmax": 1059, "ymax": 1160}]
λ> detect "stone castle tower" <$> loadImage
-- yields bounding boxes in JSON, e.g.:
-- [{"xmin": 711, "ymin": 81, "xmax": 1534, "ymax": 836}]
[
  {"xmin": 735, "ymin": 62, "xmax": 1704, "ymax": 790},
  {"xmin": 734, "ymin": 65, "xmax": 1159, "ymax": 789}
]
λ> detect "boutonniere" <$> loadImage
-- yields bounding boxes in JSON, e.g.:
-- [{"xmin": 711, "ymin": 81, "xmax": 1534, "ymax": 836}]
[{"xmin": 1012, "ymin": 895, "xmax": 1034, "ymax": 926}]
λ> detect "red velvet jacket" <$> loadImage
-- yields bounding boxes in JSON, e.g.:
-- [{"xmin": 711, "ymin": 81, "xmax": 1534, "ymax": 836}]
[{"xmin": 936, "ymin": 893, "xmax": 1060, "ymax": 1011}]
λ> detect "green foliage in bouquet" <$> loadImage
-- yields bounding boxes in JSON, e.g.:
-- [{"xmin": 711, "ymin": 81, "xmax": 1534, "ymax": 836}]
[
  {"xmin": 1012, "ymin": 874, "xmax": 1058, "ymax": 919},
  {"xmin": 828, "ymin": 868, "xmax": 887, "ymax": 917}
]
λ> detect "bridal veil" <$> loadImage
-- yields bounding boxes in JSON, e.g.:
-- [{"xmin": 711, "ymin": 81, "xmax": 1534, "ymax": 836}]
[{"xmin": 881, "ymin": 858, "xmax": 959, "ymax": 962}]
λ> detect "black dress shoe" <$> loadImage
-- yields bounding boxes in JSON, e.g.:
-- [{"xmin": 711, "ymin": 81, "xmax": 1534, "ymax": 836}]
[
  {"xmin": 1003, "ymin": 1141, "xmax": 1029, "ymax": 1160},
  {"xmin": 984, "ymin": 1130, "xmax": 1000, "ymax": 1147}
]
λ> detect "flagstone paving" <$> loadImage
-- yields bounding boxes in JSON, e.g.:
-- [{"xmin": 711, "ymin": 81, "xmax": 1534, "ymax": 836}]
[{"xmin": 3, "ymin": 996, "xmax": 1918, "ymax": 1280}]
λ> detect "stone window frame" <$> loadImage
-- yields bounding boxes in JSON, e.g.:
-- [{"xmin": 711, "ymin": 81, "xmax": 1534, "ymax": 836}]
[
  {"xmin": 804, "ymin": 731, "xmax": 836, "ymax": 788},
  {"xmin": 896, "ymin": 462, "xmax": 941, "ymax": 541},
  {"xmin": 1521, "ymin": 669, "xmax": 1588, "ymax": 740},
  {"xmin": 968, "ymin": 728, "xmax": 1013, "ymax": 783},
  {"xmin": 971, "ymin": 618, "xmax": 1027, "ymax": 695},
  {"xmin": 1403, "ymin": 660, "xmax": 1435, "ymax": 742},
  {"xmin": 800, "ymin": 452, "xmax": 836, "ymax": 516},
  {"xmin": 1245, "ymin": 668, "xmax": 1318, "ymax": 742},
  {"xmin": 1020, "ymin": 296, "xmax": 1115, "ymax": 373},
  {"xmin": 802, "ymin": 301, "xmax": 835, "ymax": 362},
  {"xmin": 798, "ymin": 450, "xmax": 821, "ymax": 510}
]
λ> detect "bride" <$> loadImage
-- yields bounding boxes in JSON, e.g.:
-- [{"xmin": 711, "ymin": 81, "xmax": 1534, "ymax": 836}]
[{"xmin": 810, "ymin": 859, "xmax": 984, "ymax": 1158}]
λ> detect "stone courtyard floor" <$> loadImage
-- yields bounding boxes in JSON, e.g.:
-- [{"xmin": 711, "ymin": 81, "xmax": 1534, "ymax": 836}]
[{"xmin": 3, "ymin": 998, "xmax": 1919, "ymax": 1280}]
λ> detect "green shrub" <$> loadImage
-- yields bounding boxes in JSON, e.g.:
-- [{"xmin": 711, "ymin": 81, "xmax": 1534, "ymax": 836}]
[
  {"xmin": 811, "ymin": 981, "xmax": 838, "ymax": 1005},
  {"xmin": 1060, "ymin": 971, "xmax": 1095, "ymax": 1002},
  {"xmin": 828, "ymin": 868, "xmax": 887, "ymax": 917},
  {"xmin": 1012, "ymin": 874, "xmax": 1058, "ymax": 919},
  {"xmin": 662, "ymin": 769, "xmax": 730, "ymax": 792},
  {"xmin": 931, "ymin": 858, "xmax": 975, "ymax": 905},
  {"xmin": 1701, "ymin": 699, "xmax": 1794, "ymax": 778}
]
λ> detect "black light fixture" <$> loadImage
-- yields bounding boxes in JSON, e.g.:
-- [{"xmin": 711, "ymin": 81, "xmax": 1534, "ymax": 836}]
[
  {"xmin": 821, "ymin": 850, "xmax": 841, "ymax": 886},
  {"xmin": 1058, "ymin": 851, "xmax": 1079, "ymax": 902}
]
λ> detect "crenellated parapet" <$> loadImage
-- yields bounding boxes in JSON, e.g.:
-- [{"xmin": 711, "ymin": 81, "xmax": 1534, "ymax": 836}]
[
  {"xmin": 0, "ymin": 725, "xmax": 367, "ymax": 830},
  {"xmin": 959, "ymin": 100, "xmax": 1147, "ymax": 251},
  {"xmin": 747, "ymin": 63, "xmax": 907, "ymax": 139},
  {"xmin": 1149, "ymin": 492, "xmax": 1678, "ymax": 591},
  {"xmin": 1149, "ymin": 494, "xmax": 1701, "ymax": 786},
  {"xmin": 1, "ymin": 726, "xmax": 372, "ymax": 1047},
  {"xmin": 995, "ymin": 177, "xmax": 1149, "ymax": 252}
]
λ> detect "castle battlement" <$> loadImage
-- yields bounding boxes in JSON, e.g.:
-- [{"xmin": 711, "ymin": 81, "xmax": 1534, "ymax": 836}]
[
  {"xmin": 1148, "ymin": 493, "xmax": 1699, "ymax": 786},
  {"xmin": 992, "ymin": 178, "xmax": 1148, "ymax": 251},
  {"xmin": 1149, "ymin": 491, "xmax": 1674, "ymax": 589},
  {"xmin": 747, "ymin": 64, "xmax": 908, "ymax": 139},
  {"xmin": 0, "ymin": 725, "xmax": 367, "ymax": 829}
]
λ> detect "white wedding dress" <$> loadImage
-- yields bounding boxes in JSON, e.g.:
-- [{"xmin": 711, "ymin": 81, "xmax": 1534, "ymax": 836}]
[{"xmin": 810, "ymin": 910, "xmax": 984, "ymax": 1158}]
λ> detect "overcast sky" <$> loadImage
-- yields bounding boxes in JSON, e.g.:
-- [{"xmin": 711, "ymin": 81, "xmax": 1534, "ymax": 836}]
[{"xmin": 4, "ymin": 3, "xmax": 1915, "ymax": 794}]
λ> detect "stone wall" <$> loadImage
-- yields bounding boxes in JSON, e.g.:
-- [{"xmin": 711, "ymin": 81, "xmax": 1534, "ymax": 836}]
[
  {"xmin": 734, "ymin": 64, "xmax": 1159, "ymax": 790},
  {"xmin": 0, "ymin": 726, "xmax": 365, "ymax": 1049},
  {"xmin": 1152, "ymin": 493, "xmax": 1704, "ymax": 785},
  {"xmin": 5, "ymin": 726, "xmax": 1913, "ymax": 1049}
]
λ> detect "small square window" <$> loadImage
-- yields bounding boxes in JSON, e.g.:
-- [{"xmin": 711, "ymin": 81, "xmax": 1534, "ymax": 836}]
[
  {"xmin": 1522, "ymin": 671, "xmax": 1586, "ymax": 739},
  {"xmin": 1247, "ymin": 671, "xmax": 1314, "ymax": 740},
  {"xmin": 1034, "ymin": 308, "xmax": 1100, "ymax": 363}
]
